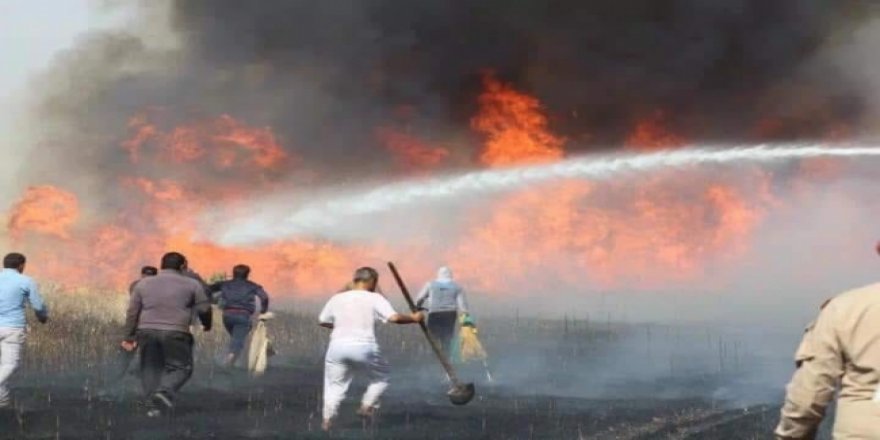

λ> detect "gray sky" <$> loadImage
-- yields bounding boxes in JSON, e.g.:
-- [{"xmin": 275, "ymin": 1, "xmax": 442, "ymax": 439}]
[
  {"xmin": 0, "ymin": 1, "xmax": 110, "ymax": 101},
  {"xmin": 0, "ymin": 1, "xmax": 121, "ymax": 206}
]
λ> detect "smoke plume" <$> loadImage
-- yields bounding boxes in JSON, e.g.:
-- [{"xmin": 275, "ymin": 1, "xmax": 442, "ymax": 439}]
[{"xmin": 23, "ymin": 0, "xmax": 876, "ymax": 186}]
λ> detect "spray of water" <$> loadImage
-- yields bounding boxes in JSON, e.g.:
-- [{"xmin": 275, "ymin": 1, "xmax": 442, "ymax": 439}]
[{"xmin": 215, "ymin": 143, "xmax": 880, "ymax": 245}]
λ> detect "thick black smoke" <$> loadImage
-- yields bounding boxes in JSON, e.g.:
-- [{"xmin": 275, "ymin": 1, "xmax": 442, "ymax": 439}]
[
  {"xmin": 20, "ymin": 0, "xmax": 874, "ymax": 195},
  {"xmin": 168, "ymin": 0, "xmax": 868, "ymax": 141}
]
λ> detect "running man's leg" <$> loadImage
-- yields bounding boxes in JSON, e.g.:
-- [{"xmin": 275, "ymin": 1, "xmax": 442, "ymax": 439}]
[
  {"xmin": 223, "ymin": 313, "xmax": 236, "ymax": 336},
  {"xmin": 0, "ymin": 329, "xmax": 25, "ymax": 407},
  {"xmin": 323, "ymin": 344, "xmax": 354, "ymax": 423},
  {"xmin": 361, "ymin": 347, "xmax": 390, "ymax": 412},
  {"xmin": 157, "ymin": 331, "xmax": 194, "ymax": 400},
  {"xmin": 427, "ymin": 312, "xmax": 458, "ymax": 356},
  {"xmin": 138, "ymin": 330, "xmax": 164, "ymax": 397},
  {"xmin": 225, "ymin": 313, "xmax": 252, "ymax": 364}
]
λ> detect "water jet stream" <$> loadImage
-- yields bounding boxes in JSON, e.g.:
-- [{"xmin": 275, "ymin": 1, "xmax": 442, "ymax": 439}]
[{"xmin": 215, "ymin": 143, "xmax": 880, "ymax": 245}]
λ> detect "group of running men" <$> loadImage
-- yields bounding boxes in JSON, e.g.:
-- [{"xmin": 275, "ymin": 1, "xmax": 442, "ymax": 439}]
[{"xmin": 0, "ymin": 251, "xmax": 470, "ymax": 432}]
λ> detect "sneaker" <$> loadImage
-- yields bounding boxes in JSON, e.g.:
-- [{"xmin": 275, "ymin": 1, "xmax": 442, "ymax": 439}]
[
  {"xmin": 146, "ymin": 408, "xmax": 162, "ymax": 418},
  {"xmin": 151, "ymin": 392, "xmax": 174, "ymax": 410}
]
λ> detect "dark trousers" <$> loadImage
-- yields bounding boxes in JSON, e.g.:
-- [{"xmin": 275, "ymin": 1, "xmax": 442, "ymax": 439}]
[
  {"xmin": 137, "ymin": 329, "xmax": 194, "ymax": 399},
  {"xmin": 427, "ymin": 311, "xmax": 458, "ymax": 357},
  {"xmin": 222, "ymin": 312, "xmax": 253, "ymax": 358}
]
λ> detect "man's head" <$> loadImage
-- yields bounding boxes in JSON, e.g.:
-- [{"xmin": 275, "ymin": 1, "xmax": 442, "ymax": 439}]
[
  {"xmin": 141, "ymin": 266, "xmax": 158, "ymax": 278},
  {"xmin": 352, "ymin": 267, "xmax": 379, "ymax": 292},
  {"xmin": 3, "ymin": 253, "xmax": 26, "ymax": 273},
  {"xmin": 437, "ymin": 266, "xmax": 454, "ymax": 281},
  {"xmin": 232, "ymin": 264, "xmax": 251, "ymax": 280},
  {"xmin": 160, "ymin": 252, "xmax": 187, "ymax": 271}
]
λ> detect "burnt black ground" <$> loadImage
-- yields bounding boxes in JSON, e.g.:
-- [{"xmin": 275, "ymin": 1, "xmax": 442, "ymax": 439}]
[
  {"xmin": 5, "ymin": 310, "xmax": 826, "ymax": 439},
  {"xmin": 0, "ymin": 365, "xmax": 782, "ymax": 440}
]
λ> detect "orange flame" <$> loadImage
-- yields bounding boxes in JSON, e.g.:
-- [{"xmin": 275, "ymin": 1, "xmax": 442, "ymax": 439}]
[
  {"xmin": 122, "ymin": 112, "xmax": 290, "ymax": 171},
  {"xmin": 471, "ymin": 73, "xmax": 565, "ymax": 166},
  {"xmin": 625, "ymin": 110, "xmax": 686, "ymax": 150},
  {"xmin": 375, "ymin": 127, "xmax": 449, "ymax": 171},
  {"xmin": 5, "ymin": 113, "xmax": 344, "ymax": 293},
  {"xmin": 456, "ymin": 80, "xmax": 767, "ymax": 292},
  {"xmin": 754, "ymin": 116, "xmax": 852, "ymax": 181},
  {"xmin": 7, "ymin": 186, "xmax": 80, "ymax": 240},
  {"xmin": 6, "ymin": 79, "xmax": 779, "ymax": 296}
]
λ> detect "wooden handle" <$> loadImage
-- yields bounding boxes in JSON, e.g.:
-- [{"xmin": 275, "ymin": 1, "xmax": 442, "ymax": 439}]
[{"xmin": 388, "ymin": 262, "xmax": 461, "ymax": 384}]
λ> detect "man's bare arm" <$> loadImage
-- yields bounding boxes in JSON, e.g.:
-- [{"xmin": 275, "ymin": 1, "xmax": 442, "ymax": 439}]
[{"xmin": 388, "ymin": 312, "xmax": 424, "ymax": 324}]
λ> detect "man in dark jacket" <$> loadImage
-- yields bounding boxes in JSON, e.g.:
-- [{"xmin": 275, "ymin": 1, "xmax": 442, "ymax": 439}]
[
  {"xmin": 209, "ymin": 264, "xmax": 270, "ymax": 367},
  {"xmin": 128, "ymin": 266, "xmax": 158, "ymax": 296},
  {"xmin": 122, "ymin": 252, "xmax": 211, "ymax": 416}
]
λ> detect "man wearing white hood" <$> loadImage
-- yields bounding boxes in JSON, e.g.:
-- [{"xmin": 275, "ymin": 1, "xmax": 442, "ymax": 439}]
[{"xmin": 415, "ymin": 266, "xmax": 470, "ymax": 357}]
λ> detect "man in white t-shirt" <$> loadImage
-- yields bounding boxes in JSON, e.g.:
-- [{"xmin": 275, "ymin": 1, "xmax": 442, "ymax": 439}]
[{"xmin": 318, "ymin": 267, "xmax": 423, "ymax": 431}]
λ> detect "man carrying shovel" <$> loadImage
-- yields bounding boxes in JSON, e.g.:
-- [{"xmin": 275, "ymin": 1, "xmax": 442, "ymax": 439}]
[{"xmin": 318, "ymin": 267, "xmax": 423, "ymax": 431}]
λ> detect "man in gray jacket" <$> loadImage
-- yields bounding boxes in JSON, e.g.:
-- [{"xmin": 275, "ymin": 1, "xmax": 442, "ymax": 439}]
[
  {"xmin": 122, "ymin": 252, "xmax": 212, "ymax": 415},
  {"xmin": 415, "ymin": 266, "xmax": 470, "ymax": 357}
]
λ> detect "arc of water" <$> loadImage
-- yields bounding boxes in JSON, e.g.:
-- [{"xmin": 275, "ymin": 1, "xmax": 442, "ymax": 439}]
[{"xmin": 216, "ymin": 144, "xmax": 880, "ymax": 245}]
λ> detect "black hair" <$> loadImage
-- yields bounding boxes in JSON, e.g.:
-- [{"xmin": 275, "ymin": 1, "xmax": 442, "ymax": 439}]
[
  {"xmin": 352, "ymin": 267, "xmax": 379, "ymax": 283},
  {"xmin": 160, "ymin": 252, "xmax": 187, "ymax": 271},
  {"xmin": 232, "ymin": 264, "xmax": 251, "ymax": 280},
  {"xmin": 141, "ymin": 266, "xmax": 158, "ymax": 276},
  {"xmin": 3, "ymin": 253, "xmax": 26, "ymax": 269}
]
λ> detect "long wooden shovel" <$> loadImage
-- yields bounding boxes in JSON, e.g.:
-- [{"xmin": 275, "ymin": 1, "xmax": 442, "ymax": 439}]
[{"xmin": 387, "ymin": 262, "xmax": 475, "ymax": 406}]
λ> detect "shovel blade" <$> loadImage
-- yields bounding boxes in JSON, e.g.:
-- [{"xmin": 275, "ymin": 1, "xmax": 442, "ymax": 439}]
[{"xmin": 447, "ymin": 383, "xmax": 475, "ymax": 406}]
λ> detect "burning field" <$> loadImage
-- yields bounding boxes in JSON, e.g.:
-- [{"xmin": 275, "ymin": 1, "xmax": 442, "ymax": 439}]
[
  {"xmin": 5, "ymin": 62, "xmax": 868, "ymax": 297},
  {"xmin": 3, "ymin": 0, "xmax": 880, "ymax": 438},
  {"xmin": 5, "ymin": 0, "xmax": 880, "ymax": 296},
  {"xmin": 3, "ymin": 71, "xmax": 780, "ymax": 295}
]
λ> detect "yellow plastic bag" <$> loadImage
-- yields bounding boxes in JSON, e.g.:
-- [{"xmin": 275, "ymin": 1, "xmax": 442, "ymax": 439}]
[{"xmin": 459, "ymin": 324, "xmax": 487, "ymax": 362}]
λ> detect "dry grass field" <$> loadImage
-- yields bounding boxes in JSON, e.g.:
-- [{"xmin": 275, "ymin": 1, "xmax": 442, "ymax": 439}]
[{"xmin": 0, "ymin": 286, "xmax": 788, "ymax": 439}]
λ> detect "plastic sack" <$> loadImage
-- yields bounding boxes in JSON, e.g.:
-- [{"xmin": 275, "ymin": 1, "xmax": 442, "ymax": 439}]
[
  {"xmin": 452, "ymin": 314, "xmax": 487, "ymax": 363},
  {"xmin": 245, "ymin": 312, "xmax": 276, "ymax": 377}
]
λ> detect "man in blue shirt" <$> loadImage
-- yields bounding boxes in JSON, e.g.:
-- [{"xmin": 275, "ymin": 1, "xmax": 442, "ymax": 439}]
[{"xmin": 0, "ymin": 253, "xmax": 48, "ymax": 407}]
